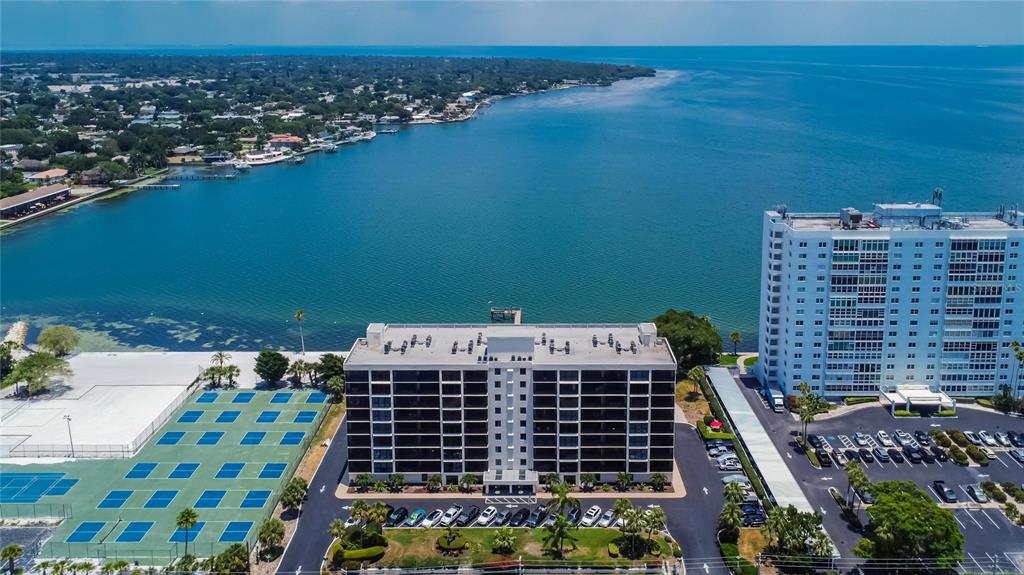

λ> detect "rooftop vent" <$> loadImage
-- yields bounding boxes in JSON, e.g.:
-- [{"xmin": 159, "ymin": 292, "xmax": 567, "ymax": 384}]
[
  {"xmin": 410, "ymin": 334, "xmax": 418, "ymax": 347},
  {"xmin": 425, "ymin": 335, "xmax": 432, "ymax": 348},
  {"xmin": 565, "ymin": 341, "xmax": 570, "ymax": 354},
  {"xmin": 549, "ymin": 340, "xmax": 555, "ymax": 354},
  {"xmin": 615, "ymin": 341, "xmax": 622, "ymax": 354},
  {"xmin": 476, "ymin": 332, "xmax": 483, "ymax": 345},
  {"xmin": 541, "ymin": 333, "xmax": 547, "ymax": 345},
  {"xmin": 592, "ymin": 334, "xmax": 598, "ymax": 347},
  {"xmin": 384, "ymin": 340, "xmax": 392, "ymax": 354},
  {"xmin": 630, "ymin": 341, "xmax": 637, "ymax": 354},
  {"xmin": 840, "ymin": 207, "xmax": 862, "ymax": 229},
  {"xmin": 607, "ymin": 333, "xmax": 614, "ymax": 346},
  {"xmin": 451, "ymin": 341, "xmax": 458, "ymax": 354}
]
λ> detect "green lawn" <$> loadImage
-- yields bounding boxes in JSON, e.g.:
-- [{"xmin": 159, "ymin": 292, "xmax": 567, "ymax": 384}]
[
  {"xmin": 743, "ymin": 356, "xmax": 758, "ymax": 367},
  {"xmin": 718, "ymin": 354, "xmax": 739, "ymax": 366},
  {"xmin": 371, "ymin": 528, "xmax": 669, "ymax": 569}
]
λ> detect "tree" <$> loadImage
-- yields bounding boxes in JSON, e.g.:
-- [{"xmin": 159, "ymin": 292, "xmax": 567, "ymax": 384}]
[
  {"xmin": 546, "ymin": 481, "xmax": 580, "ymax": 515},
  {"xmin": 729, "ymin": 331, "xmax": 741, "ymax": 355},
  {"xmin": 350, "ymin": 500, "xmax": 370, "ymax": 525},
  {"xmin": 718, "ymin": 500, "xmax": 743, "ymax": 543},
  {"xmin": 294, "ymin": 310, "xmax": 305, "ymax": 354},
  {"xmin": 426, "ymin": 474, "xmax": 443, "ymax": 492},
  {"xmin": 854, "ymin": 480, "xmax": 963, "ymax": 567},
  {"xmin": 644, "ymin": 506, "xmax": 667, "ymax": 546},
  {"xmin": 541, "ymin": 472, "xmax": 561, "ymax": 492},
  {"xmin": 492, "ymin": 526, "xmax": 517, "ymax": 555},
  {"xmin": 723, "ymin": 481, "xmax": 745, "ymax": 506},
  {"xmin": 616, "ymin": 471, "xmax": 632, "ymax": 492},
  {"xmin": 760, "ymin": 505, "xmax": 828, "ymax": 556},
  {"xmin": 2, "ymin": 544, "xmax": 22, "ymax": 575},
  {"xmin": 542, "ymin": 514, "xmax": 577, "ymax": 558},
  {"xmin": 386, "ymin": 473, "xmax": 404, "ymax": 492},
  {"xmin": 459, "ymin": 473, "xmax": 479, "ymax": 493},
  {"xmin": 650, "ymin": 472, "xmax": 668, "ymax": 492},
  {"xmin": 366, "ymin": 501, "xmax": 389, "ymax": 526},
  {"xmin": 318, "ymin": 353, "xmax": 345, "ymax": 381},
  {"xmin": 325, "ymin": 375, "xmax": 344, "ymax": 401},
  {"xmin": 687, "ymin": 365, "xmax": 705, "ymax": 396},
  {"xmin": 0, "ymin": 342, "xmax": 17, "ymax": 380},
  {"xmin": 618, "ymin": 506, "xmax": 647, "ymax": 558},
  {"xmin": 281, "ymin": 477, "xmax": 308, "ymax": 513},
  {"xmin": 209, "ymin": 543, "xmax": 248, "ymax": 575},
  {"xmin": 287, "ymin": 359, "xmax": 311, "ymax": 388},
  {"xmin": 3, "ymin": 352, "xmax": 72, "ymax": 395},
  {"xmin": 653, "ymin": 309, "xmax": 723, "ymax": 369},
  {"xmin": 354, "ymin": 473, "xmax": 374, "ymax": 492},
  {"xmin": 211, "ymin": 351, "xmax": 231, "ymax": 368},
  {"xmin": 36, "ymin": 326, "xmax": 80, "ymax": 357},
  {"xmin": 796, "ymin": 381, "xmax": 825, "ymax": 441},
  {"xmin": 579, "ymin": 472, "xmax": 596, "ymax": 492},
  {"xmin": 329, "ymin": 518, "xmax": 346, "ymax": 540},
  {"xmin": 175, "ymin": 507, "xmax": 199, "ymax": 556},
  {"xmin": 257, "ymin": 518, "xmax": 285, "ymax": 553},
  {"xmin": 254, "ymin": 350, "xmax": 289, "ymax": 384},
  {"xmin": 844, "ymin": 460, "xmax": 869, "ymax": 508}
]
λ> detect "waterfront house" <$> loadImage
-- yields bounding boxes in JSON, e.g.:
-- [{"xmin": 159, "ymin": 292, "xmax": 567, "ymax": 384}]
[
  {"xmin": 268, "ymin": 134, "xmax": 303, "ymax": 150},
  {"xmin": 26, "ymin": 168, "xmax": 68, "ymax": 185}
]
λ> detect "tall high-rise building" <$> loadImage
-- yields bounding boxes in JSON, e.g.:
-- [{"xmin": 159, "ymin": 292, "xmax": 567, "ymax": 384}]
[
  {"xmin": 343, "ymin": 322, "xmax": 676, "ymax": 495},
  {"xmin": 757, "ymin": 202, "xmax": 1024, "ymax": 401}
]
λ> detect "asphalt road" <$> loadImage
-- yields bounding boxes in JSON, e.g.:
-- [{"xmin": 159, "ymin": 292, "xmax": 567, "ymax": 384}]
[
  {"xmin": 731, "ymin": 374, "xmax": 1024, "ymax": 574},
  {"xmin": 275, "ymin": 419, "xmax": 732, "ymax": 575}
]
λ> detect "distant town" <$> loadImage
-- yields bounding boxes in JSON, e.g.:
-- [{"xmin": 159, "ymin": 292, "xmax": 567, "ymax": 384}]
[{"xmin": 0, "ymin": 54, "xmax": 654, "ymax": 221}]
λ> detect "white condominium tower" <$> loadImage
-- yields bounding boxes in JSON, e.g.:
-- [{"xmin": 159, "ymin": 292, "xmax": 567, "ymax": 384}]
[{"xmin": 757, "ymin": 201, "xmax": 1024, "ymax": 401}]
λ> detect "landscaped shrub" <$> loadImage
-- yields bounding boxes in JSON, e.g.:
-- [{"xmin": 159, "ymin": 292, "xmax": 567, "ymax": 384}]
[
  {"xmin": 720, "ymin": 543, "xmax": 757, "ymax": 575},
  {"xmin": 949, "ymin": 445, "xmax": 969, "ymax": 466},
  {"xmin": 978, "ymin": 398, "xmax": 996, "ymax": 409},
  {"xmin": 698, "ymin": 420, "xmax": 735, "ymax": 441},
  {"xmin": 672, "ymin": 542, "xmax": 683, "ymax": 558},
  {"xmin": 1000, "ymin": 482, "xmax": 1024, "ymax": 503},
  {"xmin": 436, "ymin": 536, "xmax": 467, "ymax": 554},
  {"xmin": 845, "ymin": 396, "xmax": 877, "ymax": 406},
  {"xmin": 340, "ymin": 560, "xmax": 362, "ymax": 571},
  {"xmin": 965, "ymin": 444, "xmax": 990, "ymax": 466},
  {"xmin": 930, "ymin": 430, "xmax": 952, "ymax": 448},
  {"xmin": 893, "ymin": 409, "xmax": 920, "ymax": 417},
  {"xmin": 935, "ymin": 410, "xmax": 956, "ymax": 417},
  {"xmin": 948, "ymin": 430, "xmax": 969, "ymax": 447},
  {"xmin": 697, "ymin": 378, "xmax": 733, "ymax": 433},
  {"xmin": 806, "ymin": 449, "xmax": 821, "ymax": 468},
  {"xmin": 341, "ymin": 546, "xmax": 386, "ymax": 562},
  {"xmin": 608, "ymin": 543, "xmax": 619, "ymax": 558}
]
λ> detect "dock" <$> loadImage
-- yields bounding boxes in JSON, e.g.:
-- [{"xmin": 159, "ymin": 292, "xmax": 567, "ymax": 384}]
[
  {"xmin": 165, "ymin": 173, "xmax": 237, "ymax": 181},
  {"xmin": 490, "ymin": 307, "xmax": 523, "ymax": 325}
]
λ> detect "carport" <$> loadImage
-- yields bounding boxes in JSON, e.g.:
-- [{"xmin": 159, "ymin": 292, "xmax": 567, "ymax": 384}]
[{"xmin": 882, "ymin": 385, "xmax": 956, "ymax": 416}]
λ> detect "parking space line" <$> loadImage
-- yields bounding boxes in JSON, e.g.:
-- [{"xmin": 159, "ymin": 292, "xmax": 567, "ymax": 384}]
[
  {"xmin": 965, "ymin": 510, "xmax": 984, "ymax": 529},
  {"xmin": 1002, "ymin": 553, "xmax": 1024, "ymax": 575},
  {"xmin": 982, "ymin": 510, "xmax": 1001, "ymax": 529},
  {"xmin": 994, "ymin": 454, "xmax": 1010, "ymax": 468},
  {"xmin": 954, "ymin": 513, "xmax": 967, "ymax": 529},
  {"xmin": 969, "ymin": 552, "xmax": 986, "ymax": 573},
  {"xmin": 988, "ymin": 553, "xmax": 1006, "ymax": 574}
]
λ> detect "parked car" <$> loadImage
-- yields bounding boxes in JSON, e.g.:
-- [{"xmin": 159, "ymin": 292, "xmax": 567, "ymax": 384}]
[
  {"xmin": 1009, "ymin": 449, "xmax": 1024, "ymax": 464},
  {"xmin": 705, "ymin": 439, "xmax": 728, "ymax": 450},
  {"xmin": 876, "ymin": 431, "xmax": 894, "ymax": 447},
  {"xmin": 964, "ymin": 431, "xmax": 982, "ymax": 446},
  {"xmin": 816, "ymin": 449, "xmax": 833, "ymax": 467},
  {"xmin": 721, "ymin": 475, "xmax": 751, "ymax": 485},
  {"xmin": 1008, "ymin": 431, "xmax": 1024, "ymax": 447},
  {"xmin": 894, "ymin": 429, "xmax": 914, "ymax": 447},
  {"xmin": 456, "ymin": 506, "xmax": 481, "ymax": 527},
  {"xmin": 966, "ymin": 484, "xmax": 988, "ymax": 503},
  {"xmin": 807, "ymin": 435, "xmax": 823, "ymax": 449},
  {"xmin": 597, "ymin": 509, "xmax": 617, "ymax": 528},
  {"xmin": 832, "ymin": 450, "xmax": 848, "ymax": 466},
  {"xmin": 440, "ymin": 505, "xmax": 463, "ymax": 527},
  {"xmin": 509, "ymin": 508, "xmax": 529, "ymax": 527},
  {"xmin": 933, "ymin": 481, "xmax": 958, "ymax": 503},
  {"xmin": 477, "ymin": 506, "xmax": 498, "ymax": 526},
  {"xmin": 981, "ymin": 446, "xmax": 997, "ymax": 460},
  {"xmin": 919, "ymin": 449, "xmax": 935, "ymax": 464},
  {"xmin": 566, "ymin": 506, "xmax": 582, "ymax": 524},
  {"xmin": 343, "ymin": 515, "xmax": 362, "ymax": 528},
  {"xmin": 421, "ymin": 509, "xmax": 444, "ymax": 528},
  {"xmin": 741, "ymin": 504, "xmax": 766, "ymax": 526},
  {"xmin": 708, "ymin": 446, "xmax": 734, "ymax": 458},
  {"xmin": 855, "ymin": 486, "xmax": 876, "ymax": 505},
  {"xmin": 580, "ymin": 505, "xmax": 602, "ymax": 527},
  {"xmin": 541, "ymin": 513, "xmax": 558, "ymax": 528},
  {"xmin": 873, "ymin": 447, "xmax": 890, "ymax": 462},
  {"xmin": 493, "ymin": 510, "xmax": 511, "ymax": 527},
  {"xmin": 854, "ymin": 432, "xmax": 871, "ymax": 447},
  {"xmin": 904, "ymin": 447, "xmax": 923, "ymax": 464},
  {"xmin": 845, "ymin": 449, "xmax": 861, "ymax": 462},
  {"xmin": 888, "ymin": 448, "xmax": 905, "ymax": 463},
  {"xmin": 859, "ymin": 448, "xmax": 875, "ymax": 463},
  {"xmin": 386, "ymin": 507, "xmax": 409, "ymax": 527},
  {"xmin": 405, "ymin": 509, "xmax": 427, "ymax": 527},
  {"xmin": 914, "ymin": 431, "xmax": 932, "ymax": 446},
  {"xmin": 526, "ymin": 506, "xmax": 548, "ymax": 528},
  {"xmin": 718, "ymin": 460, "xmax": 742, "ymax": 471},
  {"xmin": 978, "ymin": 430, "xmax": 998, "ymax": 447},
  {"xmin": 930, "ymin": 445, "xmax": 949, "ymax": 462},
  {"xmin": 995, "ymin": 432, "xmax": 1011, "ymax": 447}
]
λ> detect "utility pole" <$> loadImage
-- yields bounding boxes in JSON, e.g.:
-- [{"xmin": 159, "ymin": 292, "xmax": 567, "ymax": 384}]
[
  {"xmin": 64, "ymin": 414, "xmax": 75, "ymax": 457},
  {"xmin": 295, "ymin": 310, "xmax": 306, "ymax": 355}
]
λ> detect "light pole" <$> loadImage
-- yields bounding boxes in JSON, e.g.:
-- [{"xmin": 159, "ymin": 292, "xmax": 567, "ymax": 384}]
[{"xmin": 64, "ymin": 414, "xmax": 75, "ymax": 457}]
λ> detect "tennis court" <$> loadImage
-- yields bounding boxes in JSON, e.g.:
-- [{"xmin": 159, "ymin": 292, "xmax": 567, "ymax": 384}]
[{"xmin": 1, "ymin": 388, "xmax": 328, "ymax": 564}]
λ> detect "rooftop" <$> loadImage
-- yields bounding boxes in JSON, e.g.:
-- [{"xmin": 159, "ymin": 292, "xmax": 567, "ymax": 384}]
[
  {"xmin": 769, "ymin": 202, "xmax": 1021, "ymax": 232},
  {"xmin": 0, "ymin": 183, "xmax": 70, "ymax": 211},
  {"xmin": 346, "ymin": 323, "xmax": 675, "ymax": 367},
  {"xmin": 26, "ymin": 168, "xmax": 67, "ymax": 180}
]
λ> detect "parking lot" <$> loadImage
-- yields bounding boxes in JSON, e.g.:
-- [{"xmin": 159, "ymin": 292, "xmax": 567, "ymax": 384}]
[{"xmin": 732, "ymin": 373, "xmax": 1024, "ymax": 573}]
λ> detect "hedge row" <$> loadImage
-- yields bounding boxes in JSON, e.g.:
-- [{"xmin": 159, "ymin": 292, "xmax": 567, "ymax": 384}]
[
  {"xmin": 698, "ymin": 420, "xmax": 736, "ymax": 441},
  {"xmin": 965, "ymin": 444, "xmax": 990, "ymax": 466},
  {"xmin": 893, "ymin": 409, "xmax": 921, "ymax": 417},
  {"xmin": 845, "ymin": 396, "xmax": 878, "ymax": 406},
  {"xmin": 948, "ymin": 444, "xmax": 970, "ymax": 466},
  {"xmin": 935, "ymin": 409, "xmax": 956, "ymax": 417},
  {"xmin": 341, "ymin": 546, "xmax": 386, "ymax": 562},
  {"xmin": 1001, "ymin": 481, "xmax": 1024, "ymax": 503},
  {"xmin": 720, "ymin": 543, "xmax": 757, "ymax": 575},
  {"xmin": 948, "ymin": 430, "xmax": 969, "ymax": 448},
  {"xmin": 698, "ymin": 377, "xmax": 732, "ymax": 434}
]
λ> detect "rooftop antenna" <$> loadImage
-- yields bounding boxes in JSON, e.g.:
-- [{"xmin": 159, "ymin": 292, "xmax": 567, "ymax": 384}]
[{"xmin": 932, "ymin": 187, "xmax": 944, "ymax": 206}]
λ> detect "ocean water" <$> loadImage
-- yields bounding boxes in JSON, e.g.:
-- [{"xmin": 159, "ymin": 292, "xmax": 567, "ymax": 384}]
[{"xmin": 2, "ymin": 46, "xmax": 1022, "ymax": 351}]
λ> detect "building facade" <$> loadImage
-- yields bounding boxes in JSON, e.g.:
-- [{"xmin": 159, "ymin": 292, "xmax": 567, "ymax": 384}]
[
  {"xmin": 757, "ymin": 202, "xmax": 1024, "ymax": 400},
  {"xmin": 344, "ymin": 323, "xmax": 677, "ymax": 493}
]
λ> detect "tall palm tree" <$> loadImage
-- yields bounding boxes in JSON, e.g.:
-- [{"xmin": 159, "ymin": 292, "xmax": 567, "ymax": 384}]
[
  {"xmin": 718, "ymin": 501, "xmax": 744, "ymax": 539},
  {"xmin": 294, "ymin": 310, "xmax": 306, "ymax": 355},
  {"xmin": 367, "ymin": 501, "xmax": 390, "ymax": 525},
  {"xmin": 542, "ymin": 514, "xmax": 577, "ymax": 558},
  {"xmin": 350, "ymin": 500, "xmax": 370, "ymax": 523},
  {"xmin": 175, "ymin": 507, "xmax": 199, "ymax": 557},
  {"xmin": 729, "ymin": 332, "xmax": 741, "ymax": 355},
  {"xmin": 644, "ymin": 506, "xmax": 667, "ymax": 547},
  {"xmin": 687, "ymin": 366, "xmax": 706, "ymax": 396},
  {"xmin": 211, "ymin": 351, "xmax": 230, "ymax": 368},
  {"xmin": 37, "ymin": 561, "xmax": 53, "ymax": 575},
  {"xmin": 615, "ymin": 471, "xmax": 632, "ymax": 492},
  {"xmin": 723, "ymin": 482, "xmax": 745, "ymax": 506},
  {"xmin": 844, "ymin": 460, "xmax": 868, "ymax": 508},
  {"xmin": 328, "ymin": 518, "xmax": 346, "ymax": 540},
  {"xmin": 618, "ymin": 507, "xmax": 647, "ymax": 558},
  {"xmin": 1, "ymin": 544, "xmax": 22, "ymax": 575},
  {"xmin": 613, "ymin": 498, "xmax": 633, "ymax": 518},
  {"xmin": 546, "ymin": 481, "xmax": 580, "ymax": 516}
]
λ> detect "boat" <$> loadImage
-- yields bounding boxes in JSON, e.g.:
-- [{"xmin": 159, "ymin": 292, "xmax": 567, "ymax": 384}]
[
  {"xmin": 232, "ymin": 162, "xmax": 251, "ymax": 170},
  {"xmin": 288, "ymin": 155, "xmax": 305, "ymax": 165},
  {"xmin": 378, "ymin": 129, "xmax": 398, "ymax": 135},
  {"xmin": 242, "ymin": 150, "xmax": 289, "ymax": 166},
  {"xmin": 324, "ymin": 143, "xmax": 338, "ymax": 153},
  {"xmin": 202, "ymin": 151, "xmax": 234, "ymax": 164}
]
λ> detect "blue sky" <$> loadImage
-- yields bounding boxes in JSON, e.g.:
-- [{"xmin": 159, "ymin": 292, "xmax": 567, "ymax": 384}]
[{"xmin": 2, "ymin": 1, "xmax": 1022, "ymax": 50}]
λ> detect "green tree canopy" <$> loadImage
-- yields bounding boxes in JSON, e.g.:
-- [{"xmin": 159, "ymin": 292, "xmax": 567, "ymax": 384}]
[
  {"xmin": 653, "ymin": 309, "xmax": 723, "ymax": 369},
  {"xmin": 317, "ymin": 353, "xmax": 345, "ymax": 380},
  {"xmin": 36, "ymin": 325, "xmax": 80, "ymax": 357},
  {"xmin": 254, "ymin": 350, "xmax": 289, "ymax": 384},
  {"xmin": 854, "ymin": 480, "xmax": 963, "ymax": 567},
  {"xmin": 3, "ymin": 352, "xmax": 72, "ymax": 395}
]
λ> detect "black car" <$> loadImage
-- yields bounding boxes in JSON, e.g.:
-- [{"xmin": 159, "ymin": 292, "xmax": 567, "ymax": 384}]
[
  {"xmin": 456, "ymin": 505, "xmax": 481, "ymax": 527},
  {"xmin": 525, "ymin": 505, "xmax": 547, "ymax": 528},
  {"xmin": 933, "ymin": 480, "xmax": 958, "ymax": 503},
  {"xmin": 807, "ymin": 435, "xmax": 823, "ymax": 449},
  {"xmin": 904, "ymin": 447, "xmax": 922, "ymax": 464},
  {"xmin": 508, "ymin": 508, "xmax": 529, "ymax": 527},
  {"xmin": 741, "ymin": 504, "xmax": 766, "ymax": 527},
  {"xmin": 855, "ymin": 486, "xmax": 876, "ymax": 505},
  {"xmin": 385, "ymin": 507, "xmax": 408, "ymax": 527},
  {"xmin": 1008, "ymin": 431, "xmax": 1024, "ymax": 448},
  {"xmin": 930, "ymin": 445, "xmax": 949, "ymax": 462},
  {"xmin": 845, "ymin": 448, "xmax": 860, "ymax": 462},
  {"xmin": 815, "ymin": 449, "xmax": 833, "ymax": 467},
  {"xmin": 566, "ymin": 506, "xmax": 582, "ymax": 524},
  {"xmin": 919, "ymin": 449, "xmax": 935, "ymax": 464},
  {"xmin": 859, "ymin": 448, "xmax": 875, "ymax": 463},
  {"xmin": 914, "ymin": 431, "xmax": 932, "ymax": 446},
  {"xmin": 705, "ymin": 439, "xmax": 728, "ymax": 450},
  {"xmin": 888, "ymin": 448, "xmax": 905, "ymax": 463}
]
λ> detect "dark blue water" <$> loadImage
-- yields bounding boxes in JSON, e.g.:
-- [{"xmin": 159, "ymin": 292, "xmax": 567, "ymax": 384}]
[{"xmin": 2, "ymin": 46, "xmax": 1022, "ymax": 351}]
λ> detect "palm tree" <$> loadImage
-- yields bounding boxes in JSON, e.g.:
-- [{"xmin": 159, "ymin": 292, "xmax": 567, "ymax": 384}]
[
  {"xmin": 542, "ymin": 514, "xmax": 578, "ymax": 558},
  {"xmin": 730, "ymin": 332, "xmax": 741, "ymax": 355},
  {"xmin": 459, "ymin": 473, "xmax": 479, "ymax": 493},
  {"xmin": 761, "ymin": 506, "xmax": 786, "ymax": 550},
  {"xmin": 73, "ymin": 562, "xmax": 94, "ymax": 575},
  {"xmin": 211, "ymin": 351, "xmax": 230, "ymax": 368},
  {"xmin": 426, "ymin": 474, "xmax": 443, "ymax": 492},
  {"xmin": 618, "ymin": 507, "xmax": 647, "ymax": 558},
  {"xmin": 844, "ymin": 460, "xmax": 869, "ymax": 508},
  {"xmin": 492, "ymin": 526, "xmax": 517, "ymax": 555},
  {"xmin": 644, "ymin": 506, "xmax": 667, "ymax": 547},
  {"xmin": 579, "ymin": 472, "xmax": 597, "ymax": 492},
  {"xmin": 723, "ymin": 482, "xmax": 745, "ymax": 506},
  {"xmin": 350, "ymin": 500, "xmax": 370, "ymax": 523},
  {"xmin": 329, "ymin": 518, "xmax": 346, "ymax": 540},
  {"xmin": 367, "ymin": 501, "xmax": 390, "ymax": 525},
  {"xmin": 613, "ymin": 497, "xmax": 633, "ymax": 518},
  {"xmin": 796, "ymin": 381, "xmax": 823, "ymax": 441},
  {"xmin": 718, "ymin": 501, "xmax": 744, "ymax": 540},
  {"xmin": 52, "ymin": 560, "xmax": 69, "ymax": 575},
  {"xmin": 687, "ymin": 366, "xmax": 705, "ymax": 396},
  {"xmin": 1, "ymin": 544, "xmax": 22, "ymax": 575},
  {"xmin": 615, "ymin": 471, "xmax": 632, "ymax": 492},
  {"xmin": 546, "ymin": 481, "xmax": 580, "ymax": 516},
  {"xmin": 175, "ymin": 507, "xmax": 199, "ymax": 557},
  {"xmin": 294, "ymin": 310, "xmax": 305, "ymax": 355},
  {"xmin": 37, "ymin": 561, "xmax": 53, "ymax": 575}
]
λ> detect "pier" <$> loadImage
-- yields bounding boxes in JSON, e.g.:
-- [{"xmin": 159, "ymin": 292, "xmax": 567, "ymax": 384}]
[{"xmin": 165, "ymin": 173, "xmax": 237, "ymax": 181}]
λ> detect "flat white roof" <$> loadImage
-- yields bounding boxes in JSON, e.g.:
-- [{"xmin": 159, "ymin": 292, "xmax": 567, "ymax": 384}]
[{"xmin": 708, "ymin": 367, "xmax": 815, "ymax": 513}]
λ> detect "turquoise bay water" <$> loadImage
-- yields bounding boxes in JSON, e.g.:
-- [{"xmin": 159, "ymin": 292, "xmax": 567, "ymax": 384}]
[{"xmin": 2, "ymin": 46, "xmax": 1022, "ymax": 351}]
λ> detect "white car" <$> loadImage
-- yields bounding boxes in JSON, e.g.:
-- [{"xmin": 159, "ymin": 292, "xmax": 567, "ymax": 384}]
[
  {"xmin": 580, "ymin": 505, "xmax": 602, "ymax": 527},
  {"xmin": 597, "ymin": 509, "xmax": 617, "ymax": 528},
  {"xmin": 964, "ymin": 431, "xmax": 982, "ymax": 445},
  {"xmin": 876, "ymin": 431, "xmax": 894, "ymax": 447},
  {"xmin": 978, "ymin": 431, "xmax": 998, "ymax": 447},
  {"xmin": 477, "ymin": 506, "xmax": 497, "ymax": 526},
  {"xmin": 853, "ymin": 432, "xmax": 871, "ymax": 447},
  {"xmin": 981, "ymin": 446, "xmax": 997, "ymax": 460},
  {"xmin": 894, "ymin": 429, "xmax": 914, "ymax": 447},
  {"xmin": 832, "ymin": 450, "xmax": 848, "ymax": 466},
  {"xmin": 439, "ymin": 505, "xmax": 462, "ymax": 527},
  {"xmin": 995, "ymin": 432, "xmax": 1011, "ymax": 447},
  {"xmin": 421, "ymin": 509, "xmax": 444, "ymax": 528},
  {"xmin": 343, "ymin": 515, "xmax": 361, "ymax": 528}
]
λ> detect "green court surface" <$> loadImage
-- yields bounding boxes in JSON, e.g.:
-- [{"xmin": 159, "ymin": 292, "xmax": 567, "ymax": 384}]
[{"xmin": 0, "ymin": 389, "xmax": 327, "ymax": 564}]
